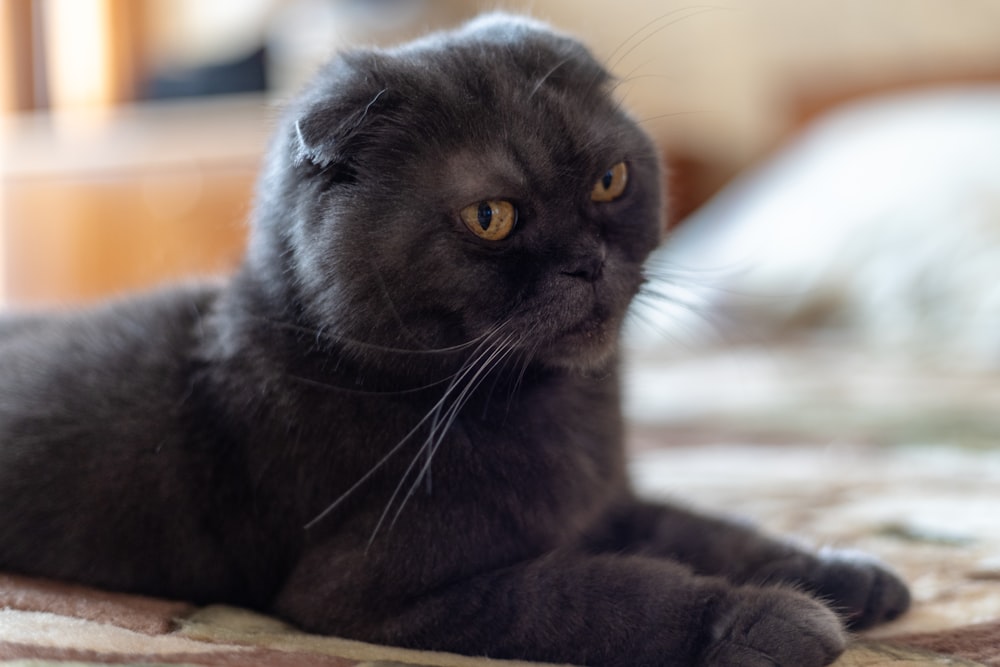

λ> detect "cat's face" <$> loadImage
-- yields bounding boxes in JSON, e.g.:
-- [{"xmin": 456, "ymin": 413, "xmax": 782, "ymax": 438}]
[{"xmin": 257, "ymin": 15, "xmax": 663, "ymax": 373}]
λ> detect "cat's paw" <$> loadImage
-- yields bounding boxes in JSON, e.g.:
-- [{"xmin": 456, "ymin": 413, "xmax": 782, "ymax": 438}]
[
  {"xmin": 701, "ymin": 586, "xmax": 846, "ymax": 667},
  {"xmin": 811, "ymin": 549, "xmax": 910, "ymax": 629},
  {"xmin": 755, "ymin": 548, "xmax": 911, "ymax": 630}
]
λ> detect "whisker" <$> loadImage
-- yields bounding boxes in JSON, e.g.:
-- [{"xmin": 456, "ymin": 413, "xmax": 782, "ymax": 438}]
[
  {"xmin": 426, "ymin": 326, "xmax": 514, "ymax": 440},
  {"xmin": 248, "ymin": 314, "xmax": 491, "ymax": 356},
  {"xmin": 365, "ymin": 328, "xmax": 519, "ymax": 545},
  {"xmin": 635, "ymin": 109, "xmax": 709, "ymax": 129},
  {"xmin": 627, "ymin": 296, "xmax": 718, "ymax": 351},
  {"xmin": 397, "ymin": 331, "xmax": 518, "ymax": 506},
  {"xmin": 603, "ymin": 7, "xmax": 711, "ymax": 69},
  {"xmin": 477, "ymin": 330, "xmax": 533, "ymax": 420},
  {"xmin": 301, "ymin": 327, "xmax": 510, "ymax": 530},
  {"xmin": 527, "ymin": 57, "xmax": 571, "ymax": 101},
  {"xmin": 287, "ymin": 372, "xmax": 454, "ymax": 396},
  {"xmin": 643, "ymin": 261, "xmax": 806, "ymax": 302},
  {"xmin": 629, "ymin": 278, "xmax": 747, "ymax": 350},
  {"xmin": 638, "ymin": 284, "xmax": 709, "ymax": 309},
  {"xmin": 506, "ymin": 339, "xmax": 539, "ymax": 420},
  {"xmin": 610, "ymin": 73, "xmax": 687, "ymax": 101},
  {"xmin": 377, "ymin": 332, "xmax": 522, "ymax": 543},
  {"xmin": 366, "ymin": 254, "xmax": 428, "ymax": 350},
  {"xmin": 608, "ymin": 7, "xmax": 732, "ymax": 73}
]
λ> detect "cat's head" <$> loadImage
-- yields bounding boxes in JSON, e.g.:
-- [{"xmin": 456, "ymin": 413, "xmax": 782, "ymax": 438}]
[{"xmin": 250, "ymin": 14, "xmax": 664, "ymax": 374}]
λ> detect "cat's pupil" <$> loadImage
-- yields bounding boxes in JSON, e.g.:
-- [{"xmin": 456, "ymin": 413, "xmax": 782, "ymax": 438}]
[
  {"xmin": 602, "ymin": 171, "xmax": 614, "ymax": 189},
  {"xmin": 477, "ymin": 202, "xmax": 493, "ymax": 230}
]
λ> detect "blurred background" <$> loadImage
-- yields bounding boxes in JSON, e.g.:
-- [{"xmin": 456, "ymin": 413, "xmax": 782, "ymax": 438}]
[{"xmin": 1, "ymin": 0, "xmax": 999, "ymax": 445}]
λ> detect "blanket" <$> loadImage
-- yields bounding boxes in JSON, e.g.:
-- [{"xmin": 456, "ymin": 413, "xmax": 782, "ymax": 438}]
[
  {"xmin": 0, "ymin": 572, "xmax": 996, "ymax": 666},
  {"xmin": 3, "ymin": 433, "xmax": 999, "ymax": 666}
]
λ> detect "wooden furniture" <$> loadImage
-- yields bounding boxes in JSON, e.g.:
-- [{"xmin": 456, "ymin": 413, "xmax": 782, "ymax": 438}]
[{"xmin": 0, "ymin": 96, "xmax": 270, "ymax": 305}]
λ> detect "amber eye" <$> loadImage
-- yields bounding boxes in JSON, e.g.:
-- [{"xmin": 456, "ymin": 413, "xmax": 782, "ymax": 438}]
[
  {"xmin": 459, "ymin": 200, "xmax": 517, "ymax": 241},
  {"xmin": 590, "ymin": 161, "xmax": 629, "ymax": 202}
]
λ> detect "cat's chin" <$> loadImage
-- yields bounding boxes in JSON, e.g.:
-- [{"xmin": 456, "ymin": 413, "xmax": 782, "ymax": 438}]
[
  {"xmin": 534, "ymin": 322, "xmax": 620, "ymax": 374},
  {"xmin": 524, "ymin": 275, "xmax": 637, "ymax": 373}
]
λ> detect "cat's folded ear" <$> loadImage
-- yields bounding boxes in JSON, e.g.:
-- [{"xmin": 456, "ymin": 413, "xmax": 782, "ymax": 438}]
[{"xmin": 290, "ymin": 52, "xmax": 392, "ymax": 170}]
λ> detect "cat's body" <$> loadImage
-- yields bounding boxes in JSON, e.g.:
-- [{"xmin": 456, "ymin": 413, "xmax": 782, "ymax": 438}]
[{"xmin": 0, "ymin": 15, "xmax": 907, "ymax": 667}]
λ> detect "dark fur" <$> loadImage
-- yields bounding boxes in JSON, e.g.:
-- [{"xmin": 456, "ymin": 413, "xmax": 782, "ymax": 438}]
[{"xmin": 0, "ymin": 15, "xmax": 907, "ymax": 667}]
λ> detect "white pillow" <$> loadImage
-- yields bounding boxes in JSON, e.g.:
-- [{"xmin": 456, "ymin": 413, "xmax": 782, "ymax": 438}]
[{"xmin": 629, "ymin": 86, "xmax": 1000, "ymax": 370}]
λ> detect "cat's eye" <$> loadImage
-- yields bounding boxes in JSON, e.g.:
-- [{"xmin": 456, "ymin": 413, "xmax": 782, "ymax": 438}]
[
  {"xmin": 590, "ymin": 162, "xmax": 629, "ymax": 202},
  {"xmin": 459, "ymin": 200, "xmax": 517, "ymax": 241}
]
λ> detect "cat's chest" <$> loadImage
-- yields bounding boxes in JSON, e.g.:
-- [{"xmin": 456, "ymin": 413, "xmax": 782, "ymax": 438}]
[
  {"xmin": 386, "ymin": 372, "xmax": 625, "ymax": 531},
  {"xmin": 282, "ymin": 368, "xmax": 625, "ymax": 531},
  {"xmin": 380, "ymin": 369, "xmax": 622, "ymax": 481}
]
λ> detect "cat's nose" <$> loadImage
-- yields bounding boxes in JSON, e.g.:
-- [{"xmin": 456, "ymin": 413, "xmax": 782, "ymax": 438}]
[{"xmin": 561, "ymin": 243, "xmax": 607, "ymax": 283}]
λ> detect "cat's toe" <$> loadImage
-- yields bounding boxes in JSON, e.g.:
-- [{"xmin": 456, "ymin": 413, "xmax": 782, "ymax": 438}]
[
  {"xmin": 701, "ymin": 586, "xmax": 846, "ymax": 667},
  {"xmin": 812, "ymin": 549, "xmax": 911, "ymax": 629},
  {"xmin": 752, "ymin": 548, "xmax": 910, "ymax": 630}
]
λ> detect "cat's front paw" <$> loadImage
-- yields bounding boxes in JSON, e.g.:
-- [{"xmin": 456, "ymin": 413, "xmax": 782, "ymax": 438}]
[
  {"xmin": 755, "ymin": 548, "xmax": 911, "ymax": 630},
  {"xmin": 701, "ymin": 586, "xmax": 846, "ymax": 667},
  {"xmin": 810, "ymin": 549, "xmax": 910, "ymax": 629}
]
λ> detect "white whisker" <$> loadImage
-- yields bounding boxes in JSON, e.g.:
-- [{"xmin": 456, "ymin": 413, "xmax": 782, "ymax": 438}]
[
  {"xmin": 302, "ymin": 327, "xmax": 510, "ymax": 530},
  {"xmin": 369, "ymin": 328, "xmax": 521, "ymax": 545},
  {"xmin": 607, "ymin": 7, "xmax": 731, "ymax": 73}
]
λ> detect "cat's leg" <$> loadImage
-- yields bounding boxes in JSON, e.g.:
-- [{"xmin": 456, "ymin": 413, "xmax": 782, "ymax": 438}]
[
  {"xmin": 583, "ymin": 499, "xmax": 910, "ymax": 630},
  {"xmin": 275, "ymin": 547, "xmax": 846, "ymax": 667}
]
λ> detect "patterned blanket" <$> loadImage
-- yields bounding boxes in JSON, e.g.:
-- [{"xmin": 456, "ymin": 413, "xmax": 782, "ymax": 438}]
[
  {"xmin": 1, "ymin": 571, "xmax": 997, "ymax": 667},
  {"xmin": 3, "ymin": 434, "xmax": 999, "ymax": 666}
]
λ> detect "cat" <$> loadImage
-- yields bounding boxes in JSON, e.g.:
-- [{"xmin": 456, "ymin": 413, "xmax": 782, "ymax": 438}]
[{"xmin": 0, "ymin": 14, "xmax": 908, "ymax": 667}]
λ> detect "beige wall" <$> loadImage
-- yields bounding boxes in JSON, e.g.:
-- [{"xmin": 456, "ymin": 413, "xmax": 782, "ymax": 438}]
[
  {"xmin": 3, "ymin": 0, "xmax": 999, "ymax": 305},
  {"xmin": 527, "ymin": 1, "xmax": 1000, "ymax": 161},
  {"xmin": 141, "ymin": 0, "xmax": 1000, "ymax": 169}
]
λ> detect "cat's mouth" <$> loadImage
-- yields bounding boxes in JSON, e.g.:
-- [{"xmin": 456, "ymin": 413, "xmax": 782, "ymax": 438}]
[
  {"xmin": 562, "ymin": 303, "xmax": 612, "ymax": 338},
  {"xmin": 532, "ymin": 302, "xmax": 622, "ymax": 371}
]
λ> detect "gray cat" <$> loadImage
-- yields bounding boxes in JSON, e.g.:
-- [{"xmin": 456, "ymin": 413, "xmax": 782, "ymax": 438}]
[{"xmin": 0, "ymin": 15, "xmax": 907, "ymax": 667}]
